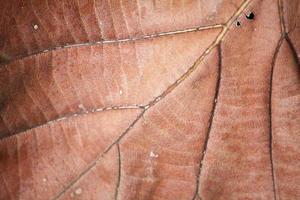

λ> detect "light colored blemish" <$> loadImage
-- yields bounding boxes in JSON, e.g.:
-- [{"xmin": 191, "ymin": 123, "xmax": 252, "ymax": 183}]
[
  {"xmin": 78, "ymin": 104, "xmax": 86, "ymax": 111},
  {"xmin": 214, "ymin": 99, "xmax": 217, "ymax": 103},
  {"xmin": 57, "ymin": 117, "xmax": 66, "ymax": 122},
  {"xmin": 150, "ymin": 151, "xmax": 159, "ymax": 158},
  {"xmin": 74, "ymin": 188, "xmax": 82, "ymax": 195},
  {"xmin": 33, "ymin": 24, "xmax": 39, "ymax": 30},
  {"xmin": 42, "ymin": 178, "xmax": 47, "ymax": 183},
  {"xmin": 144, "ymin": 105, "xmax": 150, "ymax": 110},
  {"xmin": 119, "ymin": 90, "xmax": 123, "ymax": 95}
]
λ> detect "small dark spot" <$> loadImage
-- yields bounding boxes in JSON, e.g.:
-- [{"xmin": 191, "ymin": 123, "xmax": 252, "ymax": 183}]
[
  {"xmin": 0, "ymin": 53, "xmax": 10, "ymax": 64},
  {"xmin": 236, "ymin": 21, "xmax": 241, "ymax": 26},
  {"xmin": 246, "ymin": 12, "xmax": 255, "ymax": 20}
]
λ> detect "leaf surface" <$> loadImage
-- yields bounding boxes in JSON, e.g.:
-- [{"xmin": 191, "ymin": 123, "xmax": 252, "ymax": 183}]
[{"xmin": 0, "ymin": 0, "xmax": 300, "ymax": 200}]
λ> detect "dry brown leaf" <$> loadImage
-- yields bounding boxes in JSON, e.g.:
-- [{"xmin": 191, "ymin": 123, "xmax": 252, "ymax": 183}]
[{"xmin": 0, "ymin": 0, "xmax": 299, "ymax": 200}]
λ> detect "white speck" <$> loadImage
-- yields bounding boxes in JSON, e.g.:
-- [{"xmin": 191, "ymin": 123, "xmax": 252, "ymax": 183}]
[
  {"xmin": 150, "ymin": 151, "xmax": 159, "ymax": 158},
  {"xmin": 119, "ymin": 90, "xmax": 123, "ymax": 95},
  {"xmin": 214, "ymin": 99, "xmax": 217, "ymax": 103},
  {"xmin": 57, "ymin": 117, "xmax": 66, "ymax": 122},
  {"xmin": 33, "ymin": 24, "xmax": 39, "ymax": 30},
  {"xmin": 78, "ymin": 104, "xmax": 86, "ymax": 111},
  {"xmin": 144, "ymin": 105, "xmax": 150, "ymax": 110},
  {"xmin": 42, "ymin": 178, "xmax": 47, "ymax": 183},
  {"xmin": 75, "ymin": 188, "xmax": 82, "ymax": 195}
]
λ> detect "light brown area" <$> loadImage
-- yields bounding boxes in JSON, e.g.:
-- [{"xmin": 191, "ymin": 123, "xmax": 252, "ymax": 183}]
[
  {"xmin": 0, "ymin": 28, "xmax": 220, "ymax": 138},
  {"xmin": 118, "ymin": 48, "xmax": 219, "ymax": 200},
  {"xmin": 0, "ymin": 0, "xmax": 299, "ymax": 200},
  {"xmin": 198, "ymin": 0, "xmax": 281, "ymax": 199},
  {"xmin": 0, "ymin": 109, "xmax": 141, "ymax": 200},
  {"xmin": 59, "ymin": 145, "xmax": 120, "ymax": 200},
  {"xmin": 282, "ymin": 0, "xmax": 300, "ymax": 57}
]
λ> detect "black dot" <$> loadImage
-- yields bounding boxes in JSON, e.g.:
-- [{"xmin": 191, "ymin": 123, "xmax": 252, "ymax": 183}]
[
  {"xmin": 236, "ymin": 21, "xmax": 241, "ymax": 26},
  {"xmin": 246, "ymin": 12, "xmax": 255, "ymax": 20}
]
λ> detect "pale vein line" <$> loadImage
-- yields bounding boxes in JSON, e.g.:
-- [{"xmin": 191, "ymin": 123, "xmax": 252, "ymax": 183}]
[
  {"xmin": 0, "ymin": 105, "xmax": 144, "ymax": 141},
  {"xmin": 75, "ymin": 0, "xmax": 90, "ymax": 41},
  {"xmin": 1, "ymin": 170, "xmax": 13, "ymax": 199},
  {"xmin": 61, "ymin": 1, "xmax": 77, "ymax": 44},
  {"xmin": 52, "ymin": 109, "xmax": 146, "ymax": 200},
  {"xmin": 92, "ymin": 0, "xmax": 104, "ymax": 39},
  {"xmin": 30, "ymin": 0, "xmax": 55, "ymax": 46},
  {"xmin": 1, "ymin": 24, "xmax": 223, "ymax": 66}
]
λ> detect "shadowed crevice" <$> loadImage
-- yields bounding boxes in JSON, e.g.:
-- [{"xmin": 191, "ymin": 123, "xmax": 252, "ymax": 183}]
[
  {"xmin": 115, "ymin": 143, "xmax": 121, "ymax": 200},
  {"xmin": 269, "ymin": 35, "xmax": 285, "ymax": 200},
  {"xmin": 277, "ymin": 0, "xmax": 299, "ymax": 68},
  {"xmin": 277, "ymin": 0, "xmax": 286, "ymax": 34},
  {"xmin": 192, "ymin": 44, "xmax": 222, "ymax": 200},
  {"xmin": 286, "ymin": 35, "xmax": 300, "ymax": 68}
]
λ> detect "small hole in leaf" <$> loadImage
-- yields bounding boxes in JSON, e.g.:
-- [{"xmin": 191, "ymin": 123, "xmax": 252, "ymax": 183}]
[
  {"xmin": 236, "ymin": 21, "xmax": 241, "ymax": 26},
  {"xmin": 246, "ymin": 12, "xmax": 255, "ymax": 20}
]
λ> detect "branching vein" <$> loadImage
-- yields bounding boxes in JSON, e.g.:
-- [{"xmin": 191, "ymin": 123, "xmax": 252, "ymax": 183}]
[{"xmin": 51, "ymin": 0, "xmax": 252, "ymax": 199}]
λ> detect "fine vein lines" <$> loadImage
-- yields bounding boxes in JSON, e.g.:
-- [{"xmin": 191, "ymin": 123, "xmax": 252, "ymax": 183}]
[
  {"xmin": 52, "ymin": 109, "xmax": 146, "ymax": 200},
  {"xmin": 51, "ymin": 1, "xmax": 251, "ymax": 199},
  {"xmin": 192, "ymin": 44, "xmax": 222, "ymax": 200},
  {"xmin": 0, "ymin": 105, "xmax": 143, "ymax": 141},
  {"xmin": 0, "ymin": 24, "xmax": 223, "ymax": 66}
]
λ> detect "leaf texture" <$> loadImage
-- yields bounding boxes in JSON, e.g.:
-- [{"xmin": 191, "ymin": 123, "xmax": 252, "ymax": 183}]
[
  {"xmin": 0, "ymin": 0, "xmax": 242, "ymax": 63},
  {"xmin": 0, "ymin": 0, "xmax": 299, "ymax": 200}
]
